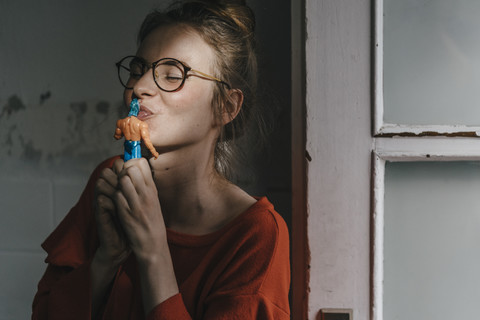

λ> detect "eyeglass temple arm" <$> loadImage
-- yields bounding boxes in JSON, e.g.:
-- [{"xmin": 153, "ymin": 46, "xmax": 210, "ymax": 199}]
[{"xmin": 189, "ymin": 69, "xmax": 231, "ymax": 89}]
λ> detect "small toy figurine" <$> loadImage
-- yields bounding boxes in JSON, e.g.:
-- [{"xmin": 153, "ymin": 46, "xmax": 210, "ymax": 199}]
[{"xmin": 114, "ymin": 98, "xmax": 159, "ymax": 161}]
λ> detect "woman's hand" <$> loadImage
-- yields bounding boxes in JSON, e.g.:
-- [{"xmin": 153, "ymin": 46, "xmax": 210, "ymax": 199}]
[
  {"xmin": 92, "ymin": 159, "xmax": 134, "ymax": 318},
  {"xmin": 113, "ymin": 157, "xmax": 179, "ymax": 313},
  {"xmin": 113, "ymin": 157, "xmax": 167, "ymax": 262},
  {"xmin": 93, "ymin": 159, "xmax": 131, "ymax": 268}
]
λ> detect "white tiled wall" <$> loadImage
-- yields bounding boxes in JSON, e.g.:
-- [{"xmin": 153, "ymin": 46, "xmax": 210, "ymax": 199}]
[
  {"xmin": 0, "ymin": 252, "xmax": 47, "ymax": 320},
  {"xmin": 0, "ymin": 179, "xmax": 53, "ymax": 251},
  {"xmin": 0, "ymin": 173, "xmax": 89, "ymax": 319},
  {"xmin": 0, "ymin": 178, "xmax": 53, "ymax": 320}
]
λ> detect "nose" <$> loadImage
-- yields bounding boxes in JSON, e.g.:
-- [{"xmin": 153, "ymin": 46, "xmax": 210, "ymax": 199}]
[{"xmin": 132, "ymin": 67, "xmax": 158, "ymax": 98}]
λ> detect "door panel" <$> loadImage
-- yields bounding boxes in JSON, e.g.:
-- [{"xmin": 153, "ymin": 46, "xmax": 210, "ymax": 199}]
[{"xmin": 384, "ymin": 161, "xmax": 480, "ymax": 319}]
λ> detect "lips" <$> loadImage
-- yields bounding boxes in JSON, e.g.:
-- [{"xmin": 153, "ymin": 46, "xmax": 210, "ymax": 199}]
[{"xmin": 137, "ymin": 105, "xmax": 153, "ymax": 120}]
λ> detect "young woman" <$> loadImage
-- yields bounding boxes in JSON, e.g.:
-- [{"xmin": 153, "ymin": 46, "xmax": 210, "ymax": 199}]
[{"xmin": 32, "ymin": 1, "xmax": 290, "ymax": 319}]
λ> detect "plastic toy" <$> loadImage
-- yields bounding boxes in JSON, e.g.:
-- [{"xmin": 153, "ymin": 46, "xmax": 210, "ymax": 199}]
[{"xmin": 114, "ymin": 98, "xmax": 159, "ymax": 161}]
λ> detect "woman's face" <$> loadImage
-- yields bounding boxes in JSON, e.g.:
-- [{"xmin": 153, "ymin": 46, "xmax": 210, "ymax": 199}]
[{"xmin": 124, "ymin": 24, "xmax": 220, "ymax": 156}]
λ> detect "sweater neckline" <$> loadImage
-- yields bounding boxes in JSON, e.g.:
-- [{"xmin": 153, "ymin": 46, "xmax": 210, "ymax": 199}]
[{"xmin": 166, "ymin": 196, "xmax": 270, "ymax": 247}]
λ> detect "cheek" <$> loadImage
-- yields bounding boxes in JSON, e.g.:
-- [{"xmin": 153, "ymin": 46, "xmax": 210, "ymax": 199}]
[{"xmin": 174, "ymin": 87, "xmax": 216, "ymax": 119}]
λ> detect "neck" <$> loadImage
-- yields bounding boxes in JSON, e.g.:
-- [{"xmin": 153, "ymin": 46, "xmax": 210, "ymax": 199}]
[{"xmin": 148, "ymin": 144, "xmax": 230, "ymax": 233}]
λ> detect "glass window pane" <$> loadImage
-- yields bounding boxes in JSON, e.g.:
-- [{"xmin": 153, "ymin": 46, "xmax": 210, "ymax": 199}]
[
  {"xmin": 383, "ymin": 0, "xmax": 480, "ymax": 125},
  {"xmin": 384, "ymin": 161, "xmax": 480, "ymax": 319}
]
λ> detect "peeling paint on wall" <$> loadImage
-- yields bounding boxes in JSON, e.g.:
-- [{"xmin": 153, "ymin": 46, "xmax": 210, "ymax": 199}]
[
  {"xmin": 21, "ymin": 139, "xmax": 43, "ymax": 163},
  {"xmin": 0, "ymin": 96, "xmax": 123, "ymax": 173},
  {"xmin": 70, "ymin": 101, "xmax": 87, "ymax": 116},
  {"xmin": 96, "ymin": 101, "xmax": 110, "ymax": 115},
  {"xmin": 376, "ymin": 123, "xmax": 480, "ymax": 138},
  {"xmin": 39, "ymin": 91, "xmax": 51, "ymax": 105},
  {"xmin": 0, "ymin": 95, "xmax": 26, "ymax": 118}
]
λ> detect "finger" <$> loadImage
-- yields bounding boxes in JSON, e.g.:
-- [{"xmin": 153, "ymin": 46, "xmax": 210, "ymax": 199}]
[
  {"xmin": 112, "ymin": 158, "xmax": 125, "ymax": 175},
  {"xmin": 117, "ymin": 173, "xmax": 143, "ymax": 211},
  {"xmin": 123, "ymin": 158, "xmax": 153, "ymax": 186},
  {"xmin": 95, "ymin": 195, "xmax": 117, "ymax": 234},
  {"xmin": 95, "ymin": 176, "xmax": 117, "ymax": 198},
  {"xmin": 97, "ymin": 194, "xmax": 115, "ymax": 210},
  {"xmin": 98, "ymin": 167, "xmax": 119, "ymax": 188},
  {"xmin": 114, "ymin": 188, "xmax": 134, "ymax": 231},
  {"xmin": 118, "ymin": 164, "xmax": 147, "ymax": 194},
  {"xmin": 107, "ymin": 203, "xmax": 130, "ymax": 245}
]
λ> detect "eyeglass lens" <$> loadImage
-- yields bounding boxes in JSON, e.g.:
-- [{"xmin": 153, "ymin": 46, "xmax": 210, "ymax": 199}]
[{"xmin": 118, "ymin": 57, "xmax": 186, "ymax": 92}]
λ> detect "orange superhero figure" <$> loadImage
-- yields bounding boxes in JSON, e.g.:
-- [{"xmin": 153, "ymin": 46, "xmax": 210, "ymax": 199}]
[{"xmin": 114, "ymin": 99, "xmax": 159, "ymax": 160}]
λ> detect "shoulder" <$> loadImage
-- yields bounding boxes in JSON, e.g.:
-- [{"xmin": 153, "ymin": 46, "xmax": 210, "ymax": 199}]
[
  {"xmin": 234, "ymin": 197, "xmax": 289, "ymax": 245},
  {"xmin": 216, "ymin": 197, "xmax": 290, "ymax": 281},
  {"xmin": 207, "ymin": 197, "xmax": 290, "ymax": 307},
  {"xmin": 244, "ymin": 197, "xmax": 290, "ymax": 272},
  {"xmin": 41, "ymin": 156, "xmax": 121, "ymax": 267},
  {"xmin": 239, "ymin": 198, "xmax": 290, "ymax": 306}
]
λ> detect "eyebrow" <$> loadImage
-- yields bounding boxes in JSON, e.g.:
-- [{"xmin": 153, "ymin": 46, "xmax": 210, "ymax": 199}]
[
  {"xmin": 132, "ymin": 56, "xmax": 148, "ymax": 64},
  {"xmin": 161, "ymin": 59, "xmax": 183, "ymax": 66},
  {"xmin": 173, "ymin": 55, "xmax": 194, "ymax": 68}
]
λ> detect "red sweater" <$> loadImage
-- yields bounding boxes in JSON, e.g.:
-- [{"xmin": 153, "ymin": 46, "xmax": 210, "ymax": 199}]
[{"xmin": 32, "ymin": 157, "xmax": 290, "ymax": 319}]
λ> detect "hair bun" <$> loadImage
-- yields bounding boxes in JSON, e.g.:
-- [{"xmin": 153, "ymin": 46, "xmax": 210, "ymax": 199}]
[
  {"xmin": 207, "ymin": 0, "xmax": 247, "ymax": 6},
  {"xmin": 223, "ymin": 0, "xmax": 255, "ymax": 35},
  {"xmin": 186, "ymin": 0, "xmax": 255, "ymax": 35}
]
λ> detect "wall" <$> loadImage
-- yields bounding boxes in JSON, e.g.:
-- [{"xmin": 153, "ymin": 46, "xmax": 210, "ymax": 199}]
[
  {"xmin": 0, "ymin": 1, "xmax": 291, "ymax": 319},
  {"xmin": 0, "ymin": 2, "xmax": 159, "ymax": 319}
]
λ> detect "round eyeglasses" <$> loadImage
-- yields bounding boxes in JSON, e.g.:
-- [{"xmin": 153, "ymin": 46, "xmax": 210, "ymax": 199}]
[{"xmin": 116, "ymin": 56, "xmax": 231, "ymax": 92}]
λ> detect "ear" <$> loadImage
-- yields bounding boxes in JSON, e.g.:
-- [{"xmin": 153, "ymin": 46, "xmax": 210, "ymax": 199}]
[{"xmin": 221, "ymin": 89, "xmax": 244, "ymax": 125}]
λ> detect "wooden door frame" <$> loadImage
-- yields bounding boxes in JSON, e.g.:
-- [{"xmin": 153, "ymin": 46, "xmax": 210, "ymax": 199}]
[{"xmin": 291, "ymin": 0, "xmax": 309, "ymax": 318}]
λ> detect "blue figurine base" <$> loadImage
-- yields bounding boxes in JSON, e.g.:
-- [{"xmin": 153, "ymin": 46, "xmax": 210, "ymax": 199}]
[{"xmin": 124, "ymin": 98, "xmax": 142, "ymax": 161}]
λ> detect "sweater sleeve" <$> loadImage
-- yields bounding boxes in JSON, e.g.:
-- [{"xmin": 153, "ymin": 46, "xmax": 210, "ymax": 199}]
[
  {"xmin": 32, "ymin": 263, "xmax": 93, "ymax": 320},
  {"xmin": 31, "ymin": 157, "xmax": 119, "ymax": 320},
  {"xmin": 146, "ymin": 294, "xmax": 192, "ymax": 320}
]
